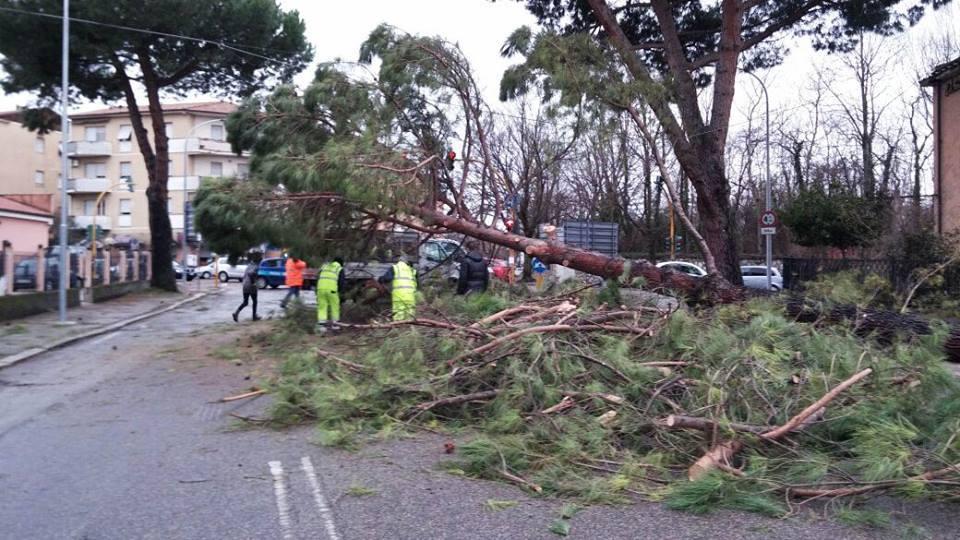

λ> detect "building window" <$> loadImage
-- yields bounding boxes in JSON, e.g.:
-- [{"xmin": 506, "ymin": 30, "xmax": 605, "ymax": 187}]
[
  {"xmin": 118, "ymin": 199, "xmax": 132, "ymax": 227},
  {"xmin": 34, "ymin": 170, "xmax": 44, "ymax": 185},
  {"xmin": 119, "ymin": 161, "xmax": 132, "ymax": 179},
  {"xmin": 34, "ymin": 137, "xmax": 45, "ymax": 153},
  {"xmin": 237, "ymin": 163, "xmax": 250, "ymax": 178},
  {"xmin": 165, "ymin": 123, "xmax": 173, "ymax": 138},
  {"xmin": 210, "ymin": 161, "xmax": 223, "ymax": 177},
  {"xmin": 85, "ymin": 162, "xmax": 107, "ymax": 178},
  {"xmin": 118, "ymin": 124, "xmax": 132, "ymax": 152},
  {"xmin": 82, "ymin": 199, "xmax": 106, "ymax": 216},
  {"xmin": 85, "ymin": 126, "xmax": 106, "ymax": 142},
  {"xmin": 210, "ymin": 124, "xmax": 224, "ymax": 141}
]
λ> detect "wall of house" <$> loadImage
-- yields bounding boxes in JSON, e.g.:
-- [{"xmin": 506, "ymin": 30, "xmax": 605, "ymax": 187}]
[
  {"xmin": 0, "ymin": 215, "xmax": 50, "ymax": 251},
  {"xmin": 0, "ymin": 119, "xmax": 63, "ymax": 204},
  {"xmin": 939, "ymin": 83, "xmax": 960, "ymax": 234}
]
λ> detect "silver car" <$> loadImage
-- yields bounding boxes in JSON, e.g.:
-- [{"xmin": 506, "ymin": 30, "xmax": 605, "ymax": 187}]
[
  {"xmin": 196, "ymin": 257, "xmax": 248, "ymax": 282},
  {"xmin": 740, "ymin": 265, "xmax": 783, "ymax": 291}
]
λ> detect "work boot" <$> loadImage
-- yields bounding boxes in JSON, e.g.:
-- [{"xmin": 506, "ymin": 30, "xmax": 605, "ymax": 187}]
[
  {"xmin": 315, "ymin": 322, "xmax": 327, "ymax": 335},
  {"xmin": 232, "ymin": 311, "xmax": 239, "ymax": 323},
  {"xmin": 252, "ymin": 315, "xmax": 261, "ymax": 321}
]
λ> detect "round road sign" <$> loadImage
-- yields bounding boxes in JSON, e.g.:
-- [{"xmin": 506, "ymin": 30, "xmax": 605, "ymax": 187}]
[{"xmin": 760, "ymin": 211, "xmax": 777, "ymax": 227}]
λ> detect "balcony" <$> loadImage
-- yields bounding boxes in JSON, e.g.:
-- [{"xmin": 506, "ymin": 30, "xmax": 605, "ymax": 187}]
[
  {"xmin": 66, "ymin": 177, "xmax": 110, "ymax": 193},
  {"xmin": 72, "ymin": 215, "xmax": 112, "ymax": 229},
  {"xmin": 66, "ymin": 141, "xmax": 112, "ymax": 156},
  {"xmin": 167, "ymin": 176, "xmax": 200, "ymax": 191},
  {"xmin": 169, "ymin": 137, "xmax": 234, "ymax": 155}
]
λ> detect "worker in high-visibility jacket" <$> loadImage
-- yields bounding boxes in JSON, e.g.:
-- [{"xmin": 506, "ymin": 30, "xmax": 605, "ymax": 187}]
[
  {"xmin": 315, "ymin": 257, "xmax": 345, "ymax": 334},
  {"xmin": 378, "ymin": 254, "xmax": 417, "ymax": 321}
]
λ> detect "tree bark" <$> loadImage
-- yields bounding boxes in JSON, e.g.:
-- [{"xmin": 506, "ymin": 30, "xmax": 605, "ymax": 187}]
[
  {"xmin": 137, "ymin": 49, "xmax": 177, "ymax": 291},
  {"xmin": 415, "ymin": 206, "xmax": 743, "ymax": 303},
  {"xmin": 586, "ymin": 0, "xmax": 744, "ymax": 285}
]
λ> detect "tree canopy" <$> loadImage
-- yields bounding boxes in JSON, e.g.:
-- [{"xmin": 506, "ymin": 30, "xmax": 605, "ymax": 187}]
[
  {"xmin": 0, "ymin": 0, "xmax": 312, "ymax": 289},
  {"xmin": 497, "ymin": 0, "xmax": 953, "ymax": 284}
]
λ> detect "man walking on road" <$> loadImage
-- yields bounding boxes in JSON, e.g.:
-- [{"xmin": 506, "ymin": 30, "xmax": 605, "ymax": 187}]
[
  {"xmin": 315, "ymin": 257, "xmax": 345, "ymax": 334},
  {"xmin": 233, "ymin": 253, "xmax": 262, "ymax": 322},
  {"xmin": 457, "ymin": 240, "xmax": 489, "ymax": 295},
  {"xmin": 280, "ymin": 254, "xmax": 307, "ymax": 309},
  {"xmin": 379, "ymin": 254, "xmax": 417, "ymax": 321}
]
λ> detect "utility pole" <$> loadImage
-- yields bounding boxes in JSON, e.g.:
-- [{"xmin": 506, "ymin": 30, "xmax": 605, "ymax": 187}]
[
  {"xmin": 744, "ymin": 70, "xmax": 773, "ymax": 290},
  {"xmin": 57, "ymin": 0, "xmax": 70, "ymax": 322}
]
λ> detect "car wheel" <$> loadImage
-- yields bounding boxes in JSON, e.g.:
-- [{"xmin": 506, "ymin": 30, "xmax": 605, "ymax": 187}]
[
  {"xmin": 218, "ymin": 271, "xmax": 229, "ymax": 282},
  {"xmin": 255, "ymin": 277, "xmax": 267, "ymax": 289},
  {"xmin": 770, "ymin": 285, "xmax": 781, "ymax": 292},
  {"xmin": 201, "ymin": 271, "xmax": 211, "ymax": 279},
  {"xmin": 270, "ymin": 284, "xmax": 279, "ymax": 289}
]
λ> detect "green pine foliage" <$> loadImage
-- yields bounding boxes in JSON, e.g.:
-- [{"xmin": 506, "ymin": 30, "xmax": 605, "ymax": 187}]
[{"xmin": 257, "ymin": 289, "xmax": 960, "ymax": 514}]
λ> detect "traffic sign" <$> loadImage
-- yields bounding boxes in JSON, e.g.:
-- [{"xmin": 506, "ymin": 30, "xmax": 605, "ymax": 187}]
[
  {"xmin": 759, "ymin": 211, "xmax": 777, "ymax": 227},
  {"xmin": 760, "ymin": 227, "xmax": 776, "ymax": 235}
]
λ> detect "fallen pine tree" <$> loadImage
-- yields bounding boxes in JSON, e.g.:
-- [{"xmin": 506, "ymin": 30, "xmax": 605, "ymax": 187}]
[{"xmin": 263, "ymin": 287, "xmax": 960, "ymax": 514}]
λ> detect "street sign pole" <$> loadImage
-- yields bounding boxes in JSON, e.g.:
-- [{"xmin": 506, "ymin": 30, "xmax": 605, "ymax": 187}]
[
  {"xmin": 57, "ymin": 0, "xmax": 70, "ymax": 322},
  {"xmin": 744, "ymin": 71, "xmax": 773, "ymax": 290}
]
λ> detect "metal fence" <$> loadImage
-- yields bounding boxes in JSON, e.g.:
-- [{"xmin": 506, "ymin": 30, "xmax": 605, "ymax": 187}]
[
  {"xmin": 782, "ymin": 257, "xmax": 960, "ymax": 294},
  {"xmin": 12, "ymin": 252, "xmax": 38, "ymax": 292}
]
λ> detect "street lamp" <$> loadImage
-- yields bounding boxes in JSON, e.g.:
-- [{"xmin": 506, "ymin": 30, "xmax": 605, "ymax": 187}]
[
  {"xmin": 743, "ymin": 70, "xmax": 773, "ymax": 291},
  {"xmin": 179, "ymin": 118, "xmax": 222, "ymax": 288}
]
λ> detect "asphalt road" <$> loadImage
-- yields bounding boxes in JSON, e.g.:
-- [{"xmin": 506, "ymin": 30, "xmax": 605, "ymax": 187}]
[{"xmin": 1, "ymin": 284, "xmax": 958, "ymax": 540}]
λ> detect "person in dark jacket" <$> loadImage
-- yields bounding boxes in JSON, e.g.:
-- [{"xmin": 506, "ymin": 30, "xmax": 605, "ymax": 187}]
[
  {"xmin": 457, "ymin": 241, "xmax": 489, "ymax": 295},
  {"xmin": 233, "ymin": 253, "xmax": 262, "ymax": 322}
]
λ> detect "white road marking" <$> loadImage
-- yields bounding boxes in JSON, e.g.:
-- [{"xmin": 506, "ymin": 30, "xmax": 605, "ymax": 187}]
[
  {"xmin": 269, "ymin": 461, "xmax": 295, "ymax": 540},
  {"xmin": 89, "ymin": 331, "xmax": 120, "ymax": 346},
  {"xmin": 301, "ymin": 456, "xmax": 341, "ymax": 540}
]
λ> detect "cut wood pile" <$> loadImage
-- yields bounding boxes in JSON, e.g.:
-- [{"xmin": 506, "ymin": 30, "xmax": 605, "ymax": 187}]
[{"xmin": 267, "ymin": 288, "xmax": 960, "ymax": 515}]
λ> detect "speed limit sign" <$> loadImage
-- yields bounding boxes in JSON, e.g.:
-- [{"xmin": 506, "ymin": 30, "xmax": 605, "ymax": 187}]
[{"xmin": 759, "ymin": 211, "xmax": 777, "ymax": 227}]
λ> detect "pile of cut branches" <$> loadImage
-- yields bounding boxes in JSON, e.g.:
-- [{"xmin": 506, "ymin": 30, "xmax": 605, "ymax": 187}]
[{"xmin": 266, "ymin": 288, "xmax": 960, "ymax": 515}]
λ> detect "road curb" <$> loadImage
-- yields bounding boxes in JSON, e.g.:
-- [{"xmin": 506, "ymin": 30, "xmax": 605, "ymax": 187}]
[{"xmin": 0, "ymin": 292, "xmax": 212, "ymax": 371}]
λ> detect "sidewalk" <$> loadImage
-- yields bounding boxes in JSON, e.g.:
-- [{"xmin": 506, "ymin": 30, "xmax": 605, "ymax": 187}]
[{"xmin": 0, "ymin": 283, "xmax": 223, "ymax": 368}]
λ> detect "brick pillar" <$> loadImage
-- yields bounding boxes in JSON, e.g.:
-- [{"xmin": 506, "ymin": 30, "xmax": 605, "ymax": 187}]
[
  {"xmin": 131, "ymin": 251, "xmax": 140, "ymax": 281},
  {"xmin": 118, "ymin": 251, "xmax": 127, "ymax": 282},
  {"xmin": 35, "ymin": 247, "xmax": 45, "ymax": 292},
  {"xmin": 83, "ymin": 252, "xmax": 93, "ymax": 288},
  {"xmin": 103, "ymin": 251, "xmax": 111, "ymax": 285},
  {"xmin": 2, "ymin": 244, "xmax": 13, "ymax": 295}
]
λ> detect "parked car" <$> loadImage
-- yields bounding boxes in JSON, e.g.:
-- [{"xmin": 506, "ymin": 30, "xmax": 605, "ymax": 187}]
[
  {"xmin": 740, "ymin": 265, "xmax": 783, "ymax": 291},
  {"xmin": 13, "ymin": 258, "xmax": 84, "ymax": 291},
  {"xmin": 195, "ymin": 257, "xmax": 248, "ymax": 281},
  {"xmin": 256, "ymin": 257, "xmax": 287, "ymax": 289},
  {"xmin": 656, "ymin": 260, "xmax": 707, "ymax": 278},
  {"xmin": 172, "ymin": 261, "xmax": 196, "ymax": 281}
]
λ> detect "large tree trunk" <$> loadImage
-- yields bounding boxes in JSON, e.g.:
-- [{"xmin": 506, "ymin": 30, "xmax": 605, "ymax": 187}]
[
  {"xmin": 414, "ymin": 206, "xmax": 743, "ymax": 304},
  {"xmin": 137, "ymin": 50, "xmax": 177, "ymax": 291},
  {"xmin": 586, "ymin": 0, "xmax": 744, "ymax": 285}
]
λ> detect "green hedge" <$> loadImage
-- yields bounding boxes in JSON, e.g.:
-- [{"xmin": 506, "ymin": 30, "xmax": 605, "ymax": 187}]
[
  {"xmin": 91, "ymin": 281, "xmax": 149, "ymax": 303},
  {"xmin": 0, "ymin": 289, "xmax": 81, "ymax": 321}
]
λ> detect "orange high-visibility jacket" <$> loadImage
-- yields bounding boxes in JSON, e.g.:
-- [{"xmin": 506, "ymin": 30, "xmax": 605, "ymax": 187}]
[{"xmin": 285, "ymin": 258, "xmax": 307, "ymax": 287}]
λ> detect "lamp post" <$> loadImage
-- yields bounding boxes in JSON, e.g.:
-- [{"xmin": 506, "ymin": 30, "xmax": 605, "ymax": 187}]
[
  {"xmin": 179, "ymin": 118, "xmax": 222, "ymax": 288},
  {"xmin": 743, "ymin": 70, "xmax": 773, "ymax": 291},
  {"xmin": 57, "ymin": 0, "xmax": 69, "ymax": 321}
]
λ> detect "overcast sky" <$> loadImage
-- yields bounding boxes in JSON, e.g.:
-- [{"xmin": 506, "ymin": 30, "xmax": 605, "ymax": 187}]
[{"xmin": 0, "ymin": 0, "xmax": 956, "ymax": 125}]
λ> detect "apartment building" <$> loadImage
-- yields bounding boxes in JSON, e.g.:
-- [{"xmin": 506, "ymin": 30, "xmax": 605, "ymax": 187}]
[
  {"xmin": 66, "ymin": 101, "xmax": 249, "ymax": 244},
  {"xmin": 0, "ymin": 111, "xmax": 62, "ymax": 208}
]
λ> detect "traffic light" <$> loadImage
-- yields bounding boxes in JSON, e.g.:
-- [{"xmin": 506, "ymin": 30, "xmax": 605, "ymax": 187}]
[{"xmin": 445, "ymin": 149, "xmax": 456, "ymax": 171}]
